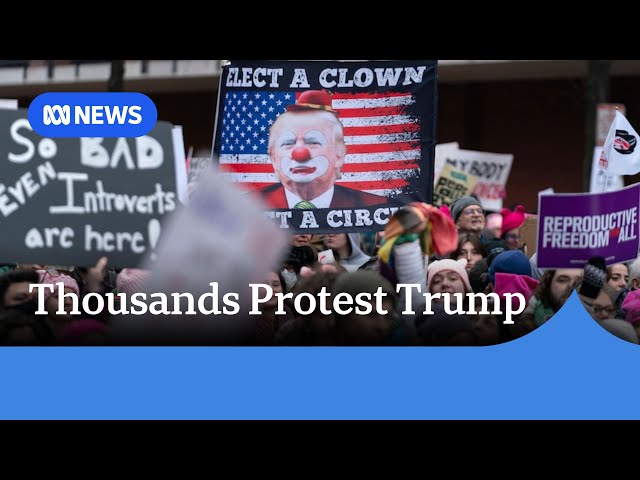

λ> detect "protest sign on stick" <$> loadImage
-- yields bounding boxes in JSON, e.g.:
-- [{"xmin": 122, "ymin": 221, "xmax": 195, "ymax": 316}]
[
  {"xmin": 441, "ymin": 147, "xmax": 513, "ymax": 211},
  {"xmin": 432, "ymin": 163, "xmax": 478, "ymax": 208},
  {"xmin": 537, "ymin": 184, "xmax": 640, "ymax": 268}
]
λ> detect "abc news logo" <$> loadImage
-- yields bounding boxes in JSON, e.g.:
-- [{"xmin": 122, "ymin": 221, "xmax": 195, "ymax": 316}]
[
  {"xmin": 43, "ymin": 105, "xmax": 143, "ymax": 126},
  {"xmin": 29, "ymin": 92, "xmax": 157, "ymax": 138}
]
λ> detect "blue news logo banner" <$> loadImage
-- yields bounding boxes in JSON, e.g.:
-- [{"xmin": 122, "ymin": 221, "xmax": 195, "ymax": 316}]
[{"xmin": 28, "ymin": 92, "xmax": 157, "ymax": 138}]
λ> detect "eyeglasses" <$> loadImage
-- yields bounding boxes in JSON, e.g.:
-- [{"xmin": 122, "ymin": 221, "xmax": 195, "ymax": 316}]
[
  {"xmin": 505, "ymin": 233, "xmax": 521, "ymax": 240},
  {"xmin": 462, "ymin": 208, "xmax": 484, "ymax": 217},
  {"xmin": 592, "ymin": 305, "xmax": 616, "ymax": 314}
]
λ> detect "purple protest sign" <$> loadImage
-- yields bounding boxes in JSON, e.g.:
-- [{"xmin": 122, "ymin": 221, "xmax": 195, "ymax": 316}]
[{"xmin": 537, "ymin": 183, "xmax": 640, "ymax": 269}]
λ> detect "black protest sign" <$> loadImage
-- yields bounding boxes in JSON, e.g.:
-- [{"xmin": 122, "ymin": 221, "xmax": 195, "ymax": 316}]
[
  {"xmin": 0, "ymin": 109, "xmax": 180, "ymax": 268},
  {"xmin": 213, "ymin": 60, "xmax": 438, "ymax": 234}
]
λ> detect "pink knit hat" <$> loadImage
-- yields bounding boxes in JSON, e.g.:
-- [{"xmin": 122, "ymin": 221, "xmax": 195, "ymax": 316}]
[
  {"xmin": 622, "ymin": 289, "xmax": 640, "ymax": 325},
  {"xmin": 493, "ymin": 272, "xmax": 540, "ymax": 310},
  {"xmin": 500, "ymin": 205, "xmax": 526, "ymax": 235},
  {"xmin": 116, "ymin": 268, "xmax": 150, "ymax": 296},
  {"xmin": 427, "ymin": 258, "xmax": 472, "ymax": 293},
  {"xmin": 36, "ymin": 270, "xmax": 79, "ymax": 302}
]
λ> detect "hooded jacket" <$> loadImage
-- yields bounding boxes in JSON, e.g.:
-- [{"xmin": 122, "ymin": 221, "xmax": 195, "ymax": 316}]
[{"xmin": 338, "ymin": 233, "xmax": 376, "ymax": 272}]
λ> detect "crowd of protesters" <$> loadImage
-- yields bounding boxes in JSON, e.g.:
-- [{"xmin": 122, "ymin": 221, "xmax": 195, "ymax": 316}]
[{"xmin": 1, "ymin": 194, "xmax": 639, "ymax": 346}]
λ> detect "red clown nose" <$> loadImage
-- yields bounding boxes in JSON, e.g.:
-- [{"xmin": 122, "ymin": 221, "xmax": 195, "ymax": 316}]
[{"xmin": 291, "ymin": 146, "xmax": 311, "ymax": 162}]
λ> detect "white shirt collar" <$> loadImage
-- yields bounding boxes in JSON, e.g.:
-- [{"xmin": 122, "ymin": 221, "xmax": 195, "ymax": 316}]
[{"xmin": 285, "ymin": 186, "xmax": 334, "ymax": 209}]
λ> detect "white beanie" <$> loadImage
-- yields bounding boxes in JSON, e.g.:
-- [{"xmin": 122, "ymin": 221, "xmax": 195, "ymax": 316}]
[{"xmin": 427, "ymin": 258, "xmax": 472, "ymax": 293}]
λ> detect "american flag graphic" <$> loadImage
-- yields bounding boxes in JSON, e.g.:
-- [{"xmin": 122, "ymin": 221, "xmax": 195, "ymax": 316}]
[{"xmin": 217, "ymin": 90, "xmax": 421, "ymax": 196}]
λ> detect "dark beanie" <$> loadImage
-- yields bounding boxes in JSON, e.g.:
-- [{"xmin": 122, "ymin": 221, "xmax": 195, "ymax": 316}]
[
  {"xmin": 450, "ymin": 196, "xmax": 482, "ymax": 222},
  {"xmin": 488, "ymin": 250, "xmax": 532, "ymax": 284},
  {"xmin": 579, "ymin": 256, "xmax": 607, "ymax": 299},
  {"xmin": 484, "ymin": 239, "xmax": 508, "ymax": 267}
]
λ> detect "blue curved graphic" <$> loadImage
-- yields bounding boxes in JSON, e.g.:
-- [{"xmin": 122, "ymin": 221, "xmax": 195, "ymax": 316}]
[{"xmin": 0, "ymin": 291, "xmax": 636, "ymax": 419}]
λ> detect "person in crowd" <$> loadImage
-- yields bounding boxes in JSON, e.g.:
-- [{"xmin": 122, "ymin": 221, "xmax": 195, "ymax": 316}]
[
  {"xmin": 500, "ymin": 205, "xmax": 527, "ymax": 250},
  {"xmin": 359, "ymin": 231, "xmax": 380, "ymax": 257},
  {"xmin": 606, "ymin": 262, "xmax": 629, "ymax": 293},
  {"xmin": 0, "ymin": 269, "xmax": 55, "ymax": 343},
  {"xmin": 115, "ymin": 268, "xmax": 150, "ymax": 299},
  {"xmin": 0, "ymin": 309, "xmax": 53, "ymax": 345},
  {"xmin": 614, "ymin": 257, "xmax": 640, "ymax": 320},
  {"xmin": 523, "ymin": 267, "xmax": 583, "ymax": 330},
  {"xmin": 468, "ymin": 258, "xmax": 490, "ymax": 294},
  {"xmin": 493, "ymin": 272, "xmax": 539, "ymax": 312},
  {"xmin": 587, "ymin": 284, "xmax": 618, "ymax": 322},
  {"xmin": 528, "ymin": 251, "xmax": 546, "ymax": 281},
  {"xmin": 309, "ymin": 234, "xmax": 327, "ymax": 255},
  {"xmin": 449, "ymin": 195, "xmax": 485, "ymax": 239},
  {"xmin": 485, "ymin": 251, "xmax": 539, "ymax": 337},
  {"xmin": 110, "ymin": 267, "xmax": 175, "ymax": 345},
  {"xmin": 275, "ymin": 266, "xmax": 340, "ymax": 346},
  {"xmin": 576, "ymin": 256, "xmax": 608, "ymax": 313},
  {"xmin": 483, "ymin": 212, "xmax": 502, "ymax": 241},
  {"xmin": 626, "ymin": 257, "xmax": 640, "ymax": 291},
  {"xmin": 573, "ymin": 257, "xmax": 638, "ymax": 343},
  {"xmin": 280, "ymin": 245, "xmax": 316, "ymax": 293},
  {"xmin": 451, "ymin": 234, "xmax": 486, "ymax": 274},
  {"xmin": 600, "ymin": 317, "xmax": 639, "ymax": 344},
  {"xmin": 484, "ymin": 239, "xmax": 508, "ymax": 268},
  {"xmin": 487, "ymin": 250, "xmax": 533, "ymax": 292},
  {"xmin": 376, "ymin": 202, "xmax": 458, "ymax": 319},
  {"xmin": 323, "ymin": 233, "xmax": 378, "ymax": 272},
  {"xmin": 331, "ymin": 270, "xmax": 412, "ymax": 345},
  {"xmin": 416, "ymin": 302, "xmax": 475, "ymax": 346},
  {"xmin": 427, "ymin": 258, "xmax": 472, "ymax": 311},
  {"xmin": 621, "ymin": 288, "xmax": 640, "ymax": 342},
  {"xmin": 0, "ymin": 269, "xmax": 40, "ymax": 313},
  {"xmin": 69, "ymin": 256, "xmax": 116, "ymax": 322},
  {"xmin": 291, "ymin": 233, "xmax": 313, "ymax": 249},
  {"xmin": 468, "ymin": 296, "xmax": 509, "ymax": 346},
  {"xmin": 35, "ymin": 269, "xmax": 81, "ymax": 340}
]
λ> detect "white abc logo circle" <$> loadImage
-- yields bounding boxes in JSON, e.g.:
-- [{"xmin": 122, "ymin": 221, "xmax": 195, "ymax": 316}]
[{"xmin": 42, "ymin": 105, "xmax": 70, "ymax": 126}]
